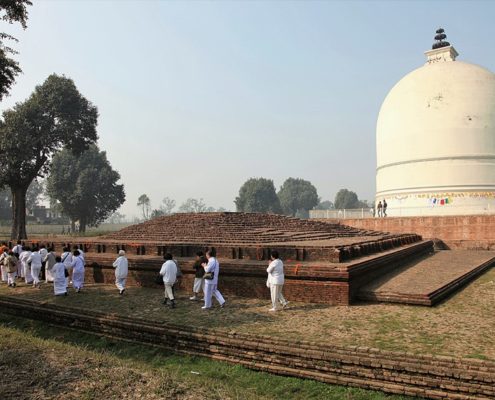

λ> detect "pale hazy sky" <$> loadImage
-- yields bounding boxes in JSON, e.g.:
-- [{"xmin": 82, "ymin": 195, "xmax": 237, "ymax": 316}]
[{"xmin": 1, "ymin": 0, "xmax": 495, "ymax": 219}]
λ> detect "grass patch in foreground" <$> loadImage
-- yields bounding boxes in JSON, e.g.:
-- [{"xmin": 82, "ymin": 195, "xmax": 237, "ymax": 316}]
[{"xmin": 0, "ymin": 313, "xmax": 416, "ymax": 400}]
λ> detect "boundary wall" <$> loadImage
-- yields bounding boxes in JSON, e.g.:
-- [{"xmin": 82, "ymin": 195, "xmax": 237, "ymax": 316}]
[{"xmin": 315, "ymin": 215, "xmax": 495, "ymax": 250}]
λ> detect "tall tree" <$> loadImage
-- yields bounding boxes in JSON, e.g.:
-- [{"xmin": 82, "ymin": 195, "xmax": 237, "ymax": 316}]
[
  {"xmin": 46, "ymin": 145, "xmax": 125, "ymax": 232},
  {"xmin": 0, "ymin": 1, "xmax": 32, "ymax": 101},
  {"xmin": 137, "ymin": 194, "xmax": 151, "ymax": 220},
  {"xmin": 0, "ymin": 74, "xmax": 98, "ymax": 239},
  {"xmin": 235, "ymin": 178, "xmax": 281, "ymax": 213},
  {"xmin": 334, "ymin": 189, "xmax": 361, "ymax": 209},
  {"xmin": 277, "ymin": 178, "xmax": 319, "ymax": 216}
]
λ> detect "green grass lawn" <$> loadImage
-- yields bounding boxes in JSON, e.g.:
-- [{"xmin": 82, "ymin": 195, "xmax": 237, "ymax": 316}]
[{"xmin": 0, "ymin": 313, "xmax": 415, "ymax": 400}]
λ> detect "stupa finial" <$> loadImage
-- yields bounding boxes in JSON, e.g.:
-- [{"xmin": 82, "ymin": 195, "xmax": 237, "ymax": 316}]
[{"xmin": 432, "ymin": 28, "xmax": 450, "ymax": 50}]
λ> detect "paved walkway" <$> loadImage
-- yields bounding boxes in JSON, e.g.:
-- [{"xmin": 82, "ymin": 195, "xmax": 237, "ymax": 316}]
[{"xmin": 358, "ymin": 250, "xmax": 495, "ymax": 305}]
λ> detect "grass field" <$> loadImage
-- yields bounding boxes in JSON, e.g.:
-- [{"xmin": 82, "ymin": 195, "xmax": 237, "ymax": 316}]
[
  {"xmin": 1, "ymin": 266, "xmax": 494, "ymax": 361},
  {"xmin": 0, "ymin": 314, "xmax": 415, "ymax": 400}
]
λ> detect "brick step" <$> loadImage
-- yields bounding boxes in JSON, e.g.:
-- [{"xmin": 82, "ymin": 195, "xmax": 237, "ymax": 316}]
[{"xmin": 357, "ymin": 250, "xmax": 495, "ymax": 306}]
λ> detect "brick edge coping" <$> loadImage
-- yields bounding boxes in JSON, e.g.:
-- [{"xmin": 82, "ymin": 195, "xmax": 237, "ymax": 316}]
[
  {"xmin": 357, "ymin": 255, "xmax": 495, "ymax": 306},
  {"xmin": 0, "ymin": 296, "xmax": 493, "ymax": 400}
]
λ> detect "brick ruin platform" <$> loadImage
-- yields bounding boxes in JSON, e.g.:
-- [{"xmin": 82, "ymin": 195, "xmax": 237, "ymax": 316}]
[
  {"xmin": 13, "ymin": 212, "xmax": 428, "ymax": 305},
  {"xmin": 1, "ymin": 296, "xmax": 493, "ymax": 400},
  {"xmin": 357, "ymin": 250, "xmax": 495, "ymax": 306}
]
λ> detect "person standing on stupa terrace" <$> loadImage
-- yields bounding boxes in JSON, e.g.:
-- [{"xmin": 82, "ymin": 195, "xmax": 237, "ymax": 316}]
[{"xmin": 376, "ymin": 201, "xmax": 383, "ymax": 217}]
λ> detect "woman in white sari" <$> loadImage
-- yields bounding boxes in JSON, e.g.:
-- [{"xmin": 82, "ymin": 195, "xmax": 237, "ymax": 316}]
[
  {"xmin": 61, "ymin": 246, "xmax": 73, "ymax": 287},
  {"xmin": 52, "ymin": 256, "xmax": 68, "ymax": 296},
  {"xmin": 27, "ymin": 247, "xmax": 43, "ymax": 288},
  {"xmin": 70, "ymin": 250, "xmax": 85, "ymax": 292},
  {"xmin": 19, "ymin": 246, "xmax": 33, "ymax": 284}
]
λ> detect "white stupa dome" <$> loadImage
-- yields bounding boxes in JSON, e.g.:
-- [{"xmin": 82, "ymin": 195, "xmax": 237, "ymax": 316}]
[{"xmin": 376, "ymin": 30, "xmax": 495, "ymax": 216}]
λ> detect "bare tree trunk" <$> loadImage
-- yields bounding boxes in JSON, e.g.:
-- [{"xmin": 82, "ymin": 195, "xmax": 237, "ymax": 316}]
[
  {"xmin": 71, "ymin": 220, "xmax": 76, "ymax": 234},
  {"xmin": 11, "ymin": 186, "xmax": 28, "ymax": 240}
]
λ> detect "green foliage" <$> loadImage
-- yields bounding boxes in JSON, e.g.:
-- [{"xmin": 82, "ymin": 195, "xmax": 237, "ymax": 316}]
[
  {"xmin": 45, "ymin": 144, "xmax": 125, "ymax": 232},
  {"xmin": 277, "ymin": 178, "xmax": 319, "ymax": 216},
  {"xmin": 314, "ymin": 200, "xmax": 334, "ymax": 210},
  {"xmin": 334, "ymin": 189, "xmax": 360, "ymax": 209},
  {"xmin": 0, "ymin": 74, "xmax": 98, "ymax": 187},
  {"xmin": 0, "ymin": 1, "xmax": 32, "ymax": 102},
  {"xmin": 235, "ymin": 178, "xmax": 282, "ymax": 213},
  {"xmin": 137, "ymin": 194, "xmax": 151, "ymax": 220},
  {"xmin": 0, "ymin": 74, "xmax": 98, "ymax": 238}
]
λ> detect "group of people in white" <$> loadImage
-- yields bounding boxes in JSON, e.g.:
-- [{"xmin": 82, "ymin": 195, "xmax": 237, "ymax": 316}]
[
  {"xmin": 2, "ymin": 241, "xmax": 289, "ymax": 312},
  {"xmin": 0, "ymin": 241, "xmax": 86, "ymax": 296},
  {"xmin": 115, "ymin": 248, "xmax": 289, "ymax": 311}
]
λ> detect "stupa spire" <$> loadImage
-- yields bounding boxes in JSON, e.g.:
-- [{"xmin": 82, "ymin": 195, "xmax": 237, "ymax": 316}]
[
  {"xmin": 424, "ymin": 27, "xmax": 458, "ymax": 64},
  {"xmin": 432, "ymin": 28, "xmax": 450, "ymax": 49}
]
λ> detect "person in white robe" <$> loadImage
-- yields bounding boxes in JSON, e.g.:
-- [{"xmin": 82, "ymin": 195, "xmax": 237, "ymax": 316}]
[
  {"xmin": 39, "ymin": 245, "xmax": 48, "ymax": 281},
  {"xmin": 52, "ymin": 256, "xmax": 68, "ymax": 296},
  {"xmin": 12, "ymin": 241, "xmax": 23, "ymax": 278},
  {"xmin": 70, "ymin": 250, "xmax": 85, "ymax": 292},
  {"xmin": 73, "ymin": 246, "xmax": 85, "ymax": 262},
  {"xmin": 44, "ymin": 248, "xmax": 56, "ymax": 283},
  {"xmin": 159, "ymin": 253, "xmax": 177, "ymax": 308},
  {"xmin": 4, "ymin": 251, "xmax": 18, "ymax": 287},
  {"xmin": 266, "ymin": 250, "xmax": 289, "ymax": 312},
  {"xmin": 27, "ymin": 248, "xmax": 43, "ymax": 288},
  {"xmin": 113, "ymin": 250, "xmax": 128, "ymax": 295},
  {"xmin": 202, "ymin": 249, "xmax": 225, "ymax": 310},
  {"xmin": 61, "ymin": 247, "xmax": 73, "ymax": 287},
  {"xmin": 19, "ymin": 247, "xmax": 33, "ymax": 284}
]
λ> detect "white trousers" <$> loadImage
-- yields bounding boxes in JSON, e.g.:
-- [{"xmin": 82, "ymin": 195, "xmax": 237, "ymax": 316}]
[
  {"xmin": 115, "ymin": 278, "xmax": 126, "ymax": 291},
  {"xmin": 23, "ymin": 264, "xmax": 33, "ymax": 283},
  {"xmin": 193, "ymin": 277, "xmax": 204, "ymax": 293},
  {"xmin": 45, "ymin": 265, "xmax": 54, "ymax": 282},
  {"xmin": 1, "ymin": 265, "xmax": 7, "ymax": 282},
  {"xmin": 164, "ymin": 284, "xmax": 174, "ymax": 300},
  {"xmin": 31, "ymin": 265, "xmax": 42, "ymax": 285},
  {"xmin": 203, "ymin": 283, "xmax": 225, "ymax": 308},
  {"xmin": 270, "ymin": 283, "xmax": 287, "ymax": 310},
  {"xmin": 7, "ymin": 272, "xmax": 16, "ymax": 285},
  {"xmin": 17, "ymin": 262, "xmax": 23, "ymax": 278}
]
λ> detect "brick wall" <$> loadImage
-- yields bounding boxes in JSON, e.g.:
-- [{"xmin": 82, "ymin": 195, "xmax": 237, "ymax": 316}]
[
  {"xmin": 318, "ymin": 215, "xmax": 495, "ymax": 250},
  {"xmin": 1, "ymin": 296, "xmax": 493, "ymax": 400},
  {"xmin": 83, "ymin": 241, "xmax": 432, "ymax": 306}
]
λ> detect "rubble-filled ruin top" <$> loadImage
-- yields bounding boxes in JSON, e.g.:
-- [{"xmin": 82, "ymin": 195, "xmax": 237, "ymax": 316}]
[{"xmin": 104, "ymin": 212, "xmax": 391, "ymax": 245}]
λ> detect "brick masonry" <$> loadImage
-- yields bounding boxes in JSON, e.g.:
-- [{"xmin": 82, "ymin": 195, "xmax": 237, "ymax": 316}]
[
  {"xmin": 0, "ymin": 296, "xmax": 493, "ymax": 400},
  {"xmin": 81, "ymin": 240, "xmax": 433, "ymax": 305},
  {"xmin": 317, "ymin": 215, "xmax": 495, "ymax": 250}
]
